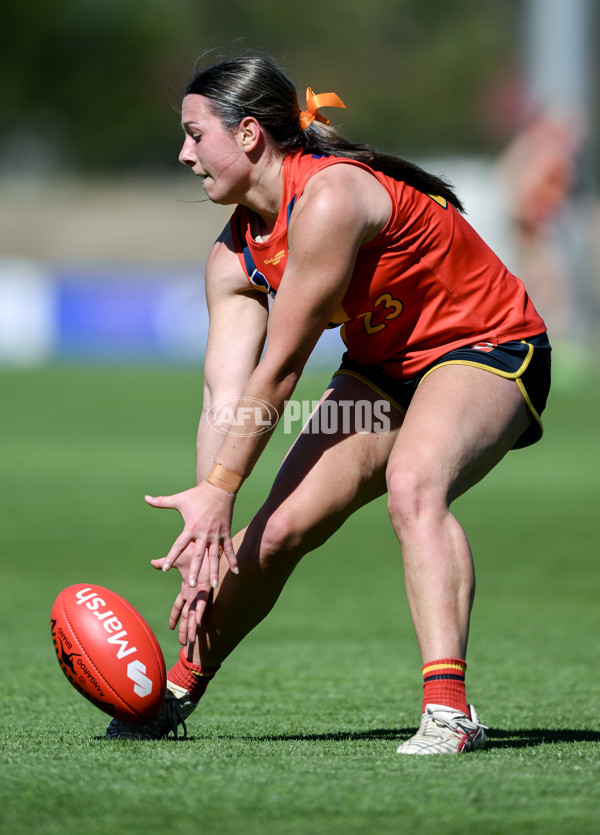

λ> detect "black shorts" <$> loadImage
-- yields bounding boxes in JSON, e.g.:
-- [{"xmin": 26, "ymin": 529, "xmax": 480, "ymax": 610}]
[{"xmin": 334, "ymin": 333, "xmax": 552, "ymax": 449}]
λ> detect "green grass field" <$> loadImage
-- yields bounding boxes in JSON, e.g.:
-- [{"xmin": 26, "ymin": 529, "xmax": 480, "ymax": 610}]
[{"xmin": 1, "ymin": 361, "xmax": 599, "ymax": 834}]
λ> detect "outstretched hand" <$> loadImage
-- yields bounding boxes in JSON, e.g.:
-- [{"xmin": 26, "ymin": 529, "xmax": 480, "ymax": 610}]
[
  {"xmin": 146, "ymin": 482, "xmax": 239, "ymax": 590},
  {"xmin": 162, "ymin": 549, "xmax": 213, "ymax": 645}
]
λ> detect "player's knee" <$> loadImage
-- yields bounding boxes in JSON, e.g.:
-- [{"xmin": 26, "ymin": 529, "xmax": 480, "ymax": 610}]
[
  {"xmin": 252, "ymin": 504, "xmax": 307, "ymax": 573},
  {"xmin": 386, "ymin": 464, "xmax": 444, "ymax": 534}
]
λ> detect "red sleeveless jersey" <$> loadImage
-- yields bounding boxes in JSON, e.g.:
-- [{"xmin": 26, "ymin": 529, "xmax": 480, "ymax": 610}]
[{"xmin": 230, "ymin": 151, "xmax": 546, "ymax": 379}]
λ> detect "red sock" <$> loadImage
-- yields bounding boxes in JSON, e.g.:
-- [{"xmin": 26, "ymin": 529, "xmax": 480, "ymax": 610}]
[
  {"xmin": 167, "ymin": 648, "xmax": 220, "ymax": 703},
  {"xmin": 421, "ymin": 658, "xmax": 468, "ymax": 715}
]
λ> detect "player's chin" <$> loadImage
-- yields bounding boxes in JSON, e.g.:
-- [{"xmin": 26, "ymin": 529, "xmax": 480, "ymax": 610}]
[
  {"xmin": 198, "ymin": 174, "xmax": 215, "ymax": 193},
  {"xmin": 204, "ymin": 192, "xmax": 229, "ymax": 206},
  {"xmin": 201, "ymin": 181, "xmax": 235, "ymax": 206}
]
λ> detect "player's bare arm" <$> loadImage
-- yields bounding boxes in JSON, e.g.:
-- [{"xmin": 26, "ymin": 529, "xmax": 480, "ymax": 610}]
[
  {"xmin": 196, "ymin": 223, "xmax": 269, "ymax": 480},
  {"xmin": 148, "ymin": 225, "xmax": 268, "ymax": 600}
]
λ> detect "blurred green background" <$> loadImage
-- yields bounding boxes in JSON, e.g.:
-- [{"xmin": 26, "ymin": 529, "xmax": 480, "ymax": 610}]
[{"xmin": 1, "ymin": 0, "xmax": 538, "ymax": 173}]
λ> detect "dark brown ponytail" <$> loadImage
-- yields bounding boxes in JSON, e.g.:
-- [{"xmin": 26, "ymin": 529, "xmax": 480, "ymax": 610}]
[{"xmin": 186, "ymin": 55, "xmax": 464, "ymax": 212}]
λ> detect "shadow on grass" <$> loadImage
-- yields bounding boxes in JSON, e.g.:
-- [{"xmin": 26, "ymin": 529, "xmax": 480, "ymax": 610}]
[
  {"xmin": 486, "ymin": 728, "xmax": 600, "ymax": 749},
  {"xmin": 96, "ymin": 729, "xmax": 411, "ymax": 743},
  {"xmin": 96, "ymin": 727, "xmax": 600, "ymax": 748},
  {"xmin": 195, "ymin": 727, "xmax": 600, "ymax": 749}
]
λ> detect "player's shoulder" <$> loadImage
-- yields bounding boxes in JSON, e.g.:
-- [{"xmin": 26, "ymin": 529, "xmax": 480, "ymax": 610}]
[
  {"xmin": 207, "ymin": 221, "xmax": 237, "ymax": 269},
  {"xmin": 293, "ymin": 158, "xmax": 391, "ymax": 239},
  {"xmin": 289, "ymin": 150, "xmax": 372, "ymax": 191}
]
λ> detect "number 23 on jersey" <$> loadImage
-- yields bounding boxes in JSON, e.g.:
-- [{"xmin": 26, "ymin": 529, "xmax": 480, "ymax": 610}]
[{"xmin": 359, "ymin": 293, "xmax": 403, "ymax": 335}]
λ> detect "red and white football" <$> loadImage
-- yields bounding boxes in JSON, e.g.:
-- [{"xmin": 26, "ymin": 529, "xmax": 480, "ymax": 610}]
[{"xmin": 51, "ymin": 583, "xmax": 166, "ymax": 723}]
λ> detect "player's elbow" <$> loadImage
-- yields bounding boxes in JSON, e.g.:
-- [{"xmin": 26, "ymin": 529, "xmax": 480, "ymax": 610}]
[{"xmin": 260, "ymin": 356, "xmax": 304, "ymax": 401}]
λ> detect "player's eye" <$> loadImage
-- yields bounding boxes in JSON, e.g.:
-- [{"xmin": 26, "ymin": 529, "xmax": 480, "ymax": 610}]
[{"xmin": 183, "ymin": 127, "xmax": 201, "ymax": 143}]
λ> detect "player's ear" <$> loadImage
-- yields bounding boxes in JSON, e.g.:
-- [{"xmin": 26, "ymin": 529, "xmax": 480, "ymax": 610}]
[{"xmin": 238, "ymin": 116, "xmax": 262, "ymax": 153}]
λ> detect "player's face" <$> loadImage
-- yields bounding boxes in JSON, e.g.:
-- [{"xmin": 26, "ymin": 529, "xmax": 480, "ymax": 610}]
[{"xmin": 179, "ymin": 94, "xmax": 249, "ymax": 204}]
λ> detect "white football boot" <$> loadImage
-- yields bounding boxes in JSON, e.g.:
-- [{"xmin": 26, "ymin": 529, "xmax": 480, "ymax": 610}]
[
  {"xmin": 105, "ymin": 681, "xmax": 197, "ymax": 740},
  {"xmin": 396, "ymin": 704, "xmax": 487, "ymax": 755}
]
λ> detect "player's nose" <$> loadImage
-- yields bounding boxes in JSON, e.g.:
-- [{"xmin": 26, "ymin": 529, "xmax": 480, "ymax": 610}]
[{"xmin": 179, "ymin": 138, "xmax": 197, "ymax": 168}]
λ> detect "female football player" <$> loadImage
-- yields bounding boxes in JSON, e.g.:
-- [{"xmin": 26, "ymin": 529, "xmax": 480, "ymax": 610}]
[{"xmin": 107, "ymin": 55, "xmax": 551, "ymax": 753}]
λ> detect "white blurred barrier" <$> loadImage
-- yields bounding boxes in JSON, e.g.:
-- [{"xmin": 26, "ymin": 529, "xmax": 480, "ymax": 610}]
[{"xmin": 0, "ymin": 260, "xmax": 56, "ymax": 364}]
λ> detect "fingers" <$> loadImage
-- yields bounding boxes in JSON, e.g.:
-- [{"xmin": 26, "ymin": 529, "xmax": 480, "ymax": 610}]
[
  {"xmin": 169, "ymin": 592, "xmax": 185, "ymax": 632},
  {"xmin": 186, "ymin": 539, "xmax": 209, "ymax": 589},
  {"xmin": 165, "ymin": 546, "xmax": 239, "ymax": 644},
  {"xmin": 185, "ymin": 537, "xmax": 233, "ymax": 589},
  {"xmin": 169, "ymin": 589, "xmax": 201, "ymax": 645},
  {"xmin": 189, "ymin": 558, "xmax": 213, "ymax": 642},
  {"xmin": 221, "ymin": 536, "xmax": 239, "ymax": 575},
  {"xmin": 179, "ymin": 600, "xmax": 191, "ymax": 646},
  {"xmin": 152, "ymin": 533, "xmax": 212, "ymax": 588},
  {"xmin": 169, "ymin": 585, "xmax": 211, "ymax": 646},
  {"xmin": 207, "ymin": 541, "xmax": 222, "ymax": 591},
  {"xmin": 157, "ymin": 536, "xmax": 237, "ymax": 589},
  {"xmin": 161, "ymin": 530, "xmax": 195, "ymax": 574}
]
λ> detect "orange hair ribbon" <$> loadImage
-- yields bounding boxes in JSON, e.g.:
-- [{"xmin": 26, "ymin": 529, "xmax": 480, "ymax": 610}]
[{"xmin": 299, "ymin": 86, "xmax": 346, "ymax": 130}]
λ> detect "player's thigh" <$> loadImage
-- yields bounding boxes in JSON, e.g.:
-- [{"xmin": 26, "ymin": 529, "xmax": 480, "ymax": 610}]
[
  {"xmin": 254, "ymin": 373, "xmax": 402, "ymax": 555},
  {"xmin": 386, "ymin": 364, "xmax": 531, "ymax": 504}
]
